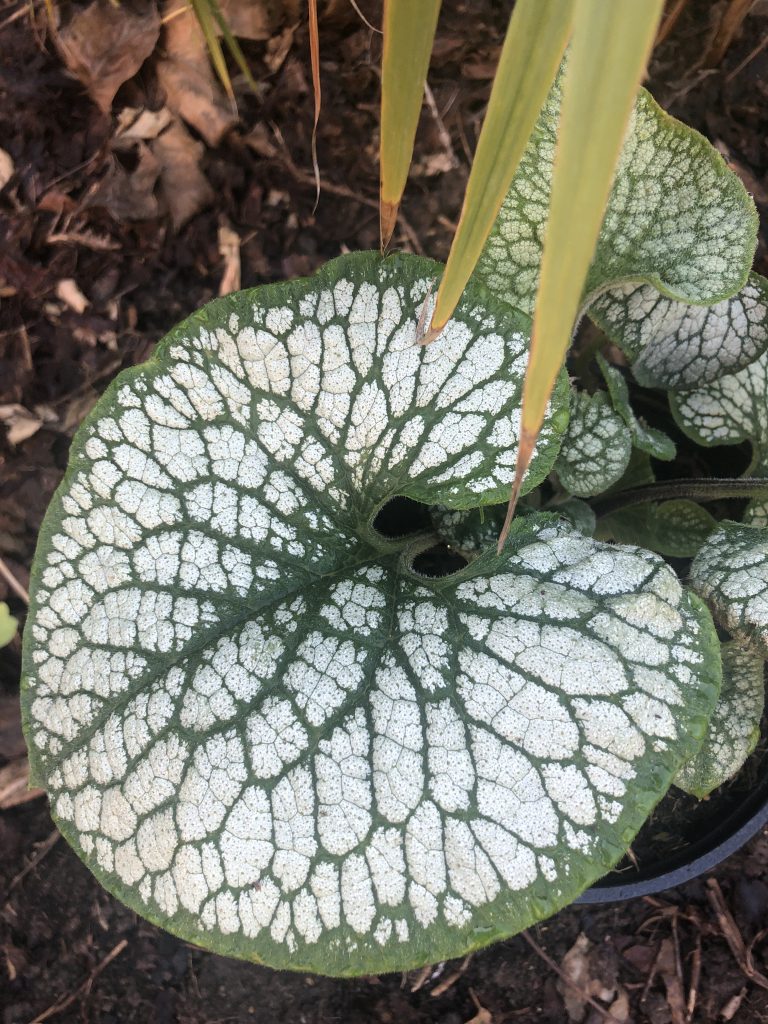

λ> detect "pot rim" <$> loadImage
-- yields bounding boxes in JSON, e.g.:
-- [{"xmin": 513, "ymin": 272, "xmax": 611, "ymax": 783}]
[{"xmin": 578, "ymin": 774, "xmax": 768, "ymax": 904}]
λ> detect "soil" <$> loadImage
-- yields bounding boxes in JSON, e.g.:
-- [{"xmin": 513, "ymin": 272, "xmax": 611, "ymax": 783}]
[{"xmin": 3, "ymin": 0, "xmax": 768, "ymax": 1021}]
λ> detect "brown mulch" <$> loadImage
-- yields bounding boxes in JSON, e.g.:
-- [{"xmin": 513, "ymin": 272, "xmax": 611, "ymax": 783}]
[{"xmin": 3, "ymin": 0, "xmax": 768, "ymax": 1020}]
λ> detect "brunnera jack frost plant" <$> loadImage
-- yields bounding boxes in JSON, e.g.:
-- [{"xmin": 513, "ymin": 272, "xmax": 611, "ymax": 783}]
[{"xmin": 20, "ymin": 75, "xmax": 767, "ymax": 976}]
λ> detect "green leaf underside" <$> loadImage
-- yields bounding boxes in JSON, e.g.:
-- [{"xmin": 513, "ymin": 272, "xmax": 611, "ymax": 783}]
[
  {"xmin": 691, "ymin": 522, "xmax": 768, "ymax": 658},
  {"xmin": 597, "ymin": 356, "xmax": 676, "ymax": 461},
  {"xmin": 591, "ymin": 273, "xmax": 768, "ymax": 391},
  {"xmin": 675, "ymin": 640, "xmax": 765, "ymax": 799},
  {"xmin": 22, "ymin": 252, "xmax": 720, "ymax": 976},
  {"xmin": 597, "ymin": 500, "xmax": 716, "ymax": 559},
  {"xmin": 475, "ymin": 72, "xmax": 757, "ymax": 316},
  {"xmin": 671, "ymin": 348, "xmax": 768, "ymax": 526},
  {"xmin": 555, "ymin": 390, "xmax": 631, "ymax": 498},
  {"xmin": 0, "ymin": 601, "xmax": 17, "ymax": 648}
]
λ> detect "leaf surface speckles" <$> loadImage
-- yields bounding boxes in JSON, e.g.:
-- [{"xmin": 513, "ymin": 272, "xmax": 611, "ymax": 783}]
[
  {"xmin": 23, "ymin": 252, "xmax": 718, "ymax": 975},
  {"xmin": 554, "ymin": 390, "xmax": 631, "ymax": 498},
  {"xmin": 671, "ymin": 347, "xmax": 768, "ymax": 525},
  {"xmin": 475, "ymin": 74, "xmax": 757, "ymax": 316},
  {"xmin": 691, "ymin": 521, "xmax": 768, "ymax": 657},
  {"xmin": 675, "ymin": 640, "xmax": 764, "ymax": 799},
  {"xmin": 591, "ymin": 273, "xmax": 768, "ymax": 391}
]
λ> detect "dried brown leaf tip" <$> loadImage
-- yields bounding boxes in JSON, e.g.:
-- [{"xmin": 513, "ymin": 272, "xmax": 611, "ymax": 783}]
[{"xmin": 54, "ymin": 0, "xmax": 161, "ymax": 113}]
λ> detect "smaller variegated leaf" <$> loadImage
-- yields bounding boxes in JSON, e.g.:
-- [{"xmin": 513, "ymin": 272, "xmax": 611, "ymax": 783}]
[
  {"xmin": 431, "ymin": 503, "xmax": 507, "ymax": 555},
  {"xmin": 597, "ymin": 500, "xmax": 716, "ymax": 559},
  {"xmin": 591, "ymin": 273, "xmax": 768, "ymax": 391},
  {"xmin": 475, "ymin": 71, "xmax": 757, "ymax": 316},
  {"xmin": 671, "ymin": 348, "xmax": 768, "ymax": 524},
  {"xmin": 675, "ymin": 640, "xmax": 765, "ymax": 799},
  {"xmin": 597, "ymin": 355, "xmax": 675, "ymax": 461},
  {"xmin": 691, "ymin": 521, "xmax": 768, "ymax": 656},
  {"xmin": 554, "ymin": 389, "xmax": 631, "ymax": 497},
  {"xmin": 548, "ymin": 497, "xmax": 596, "ymax": 537}
]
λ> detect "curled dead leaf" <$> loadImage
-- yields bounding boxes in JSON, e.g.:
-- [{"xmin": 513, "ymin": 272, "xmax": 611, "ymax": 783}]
[
  {"xmin": 88, "ymin": 143, "xmax": 161, "ymax": 222},
  {"xmin": 152, "ymin": 119, "xmax": 213, "ymax": 229},
  {"xmin": 0, "ymin": 405, "xmax": 43, "ymax": 446},
  {"xmin": 54, "ymin": 0, "xmax": 161, "ymax": 113},
  {"xmin": 115, "ymin": 106, "xmax": 174, "ymax": 144},
  {"xmin": 156, "ymin": 1, "xmax": 237, "ymax": 147}
]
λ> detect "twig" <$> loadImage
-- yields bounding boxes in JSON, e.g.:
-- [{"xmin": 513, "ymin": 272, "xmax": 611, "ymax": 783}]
[
  {"xmin": 424, "ymin": 82, "xmax": 458, "ymax": 172},
  {"xmin": 520, "ymin": 931, "xmax": 622, "ymax": 1023},
  {"xmin": 0, "ymin": 555, "xmax": 29, "ymax": 604},
  {"xmin": 28, "ymin": 939, "xmax": 128, "ymax": 1023},
  {"xmin": 347, "ymin": 0, "xmax": 380, "ymax": 33},
  {"xmin": 702, "ymin": 0, "xmax": 756, "ymax": 68},
  {"xmin": 269, "ymin": 126, "xmax": 424, "ymax": 253},
  {"xmin": 7, "ymin": 830, "xmax": 59, "ymax": 895},
  {"xmin": 686, "ymin": 933, "xmax": 701, "ymax": 1022},
  {"xmin": 655, "ymin": 0, "xmax": 690, "ymax": 47},
  {"xmin": 706, "ymin": 877, "xmax": 768, "ymax": 991},
  {"xmin": 430, "ymin": 954, "xmax": 473, "ymax": 997},
  {"xmin": 726, "ymin": 28, "xmax": 768, "ymax": 81}
]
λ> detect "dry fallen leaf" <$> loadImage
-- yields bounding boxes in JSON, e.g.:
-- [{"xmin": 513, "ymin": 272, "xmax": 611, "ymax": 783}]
[
  {"xmin": 156, "ymin": 2, "xmax": 237, "ymax": 147},
  {"xmin": 55, "ymin": 278, "xmax": 90, "ymax": 314},
  {"xmin": 152, "ymin": 119, "xmax": 214, "ymax": 229},
  {"xmin": 0, "ymin": 147, "xmax": 14, "ymax": 190},
  {"xmin": 54, "ymin": 0, "xmax": 161, "ymax": 113},
  {"xmin": 218, "ymin": 0, "xmax": 282, "ymax": 40},
  {"xmin": 115, "ymin": 105, "xmax": 174, "ymax": 143},
  {"xmin": 0, "ymin": 404, "xmax": 43, "ymax": 445},
  {"xmin": 88, "ymin": 143, "xmax": 161, "ymax": 221},
  {"xmin": 218, "ymin": 222, "xmax": 241, "ymax": 295}
]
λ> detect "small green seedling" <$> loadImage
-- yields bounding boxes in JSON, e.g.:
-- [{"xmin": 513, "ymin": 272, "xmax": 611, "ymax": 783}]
[{"xmin": 21, "ymin": 71, "xmax": 768, "ymax": 976}]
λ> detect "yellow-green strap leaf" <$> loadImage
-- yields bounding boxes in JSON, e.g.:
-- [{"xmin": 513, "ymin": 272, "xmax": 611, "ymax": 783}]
[
  {"xmin": 429, "ymin": 0, "xmax": 574, "ymax": 335},
  {"xmin": 504, "ymin": 0, "xmax": 663, "ymax": 545},
  {"xmin": 379, "ymin": 0, "xmax": 442, "ymax": 247}
]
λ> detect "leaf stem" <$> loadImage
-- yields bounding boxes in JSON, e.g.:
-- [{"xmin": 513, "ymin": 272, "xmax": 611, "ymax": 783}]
[{"xmin": 592, "ymin": 477, "xmax": 768, "ymax": 518}]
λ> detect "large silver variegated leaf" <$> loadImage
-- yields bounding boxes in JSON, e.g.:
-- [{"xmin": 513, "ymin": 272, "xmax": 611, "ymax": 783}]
[
  {"xmin": 591, "ymin": 273, "xmax": 768, "ymax": 391},
  {"xmin": 671, "ymin": 348, "xmax": 768, "ymax": 525},
  {"xmin": 23, "ymin": 253, "xmax": 719, "ymax": 976},
  {"xmin": 691, "ymin": 522, "xmax": 768, "ymax": 657},
  {"xmin": 475, "ymin": 74, "xmax": 756, "ymax": 316},
  {"xmin": 676, "ymin": 640, "xmax": 765, "ymax": 799}
]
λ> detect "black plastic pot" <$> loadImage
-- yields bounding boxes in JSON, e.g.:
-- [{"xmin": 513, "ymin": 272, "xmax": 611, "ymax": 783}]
[{"xmin": 578, "ymin": 770, "xmax": 768, "ymax": 903}]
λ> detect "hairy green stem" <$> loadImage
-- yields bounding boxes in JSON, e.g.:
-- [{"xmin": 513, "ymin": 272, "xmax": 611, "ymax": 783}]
[{"xmin": 593, "ymin": 477, "xmax": 768, "ymax": 518}]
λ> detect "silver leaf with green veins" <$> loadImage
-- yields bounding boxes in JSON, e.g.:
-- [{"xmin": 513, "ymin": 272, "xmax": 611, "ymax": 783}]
[
  {"xmin": 554, "ymin": 390, "xmax": 632, "ymax": 498},
  {"xmin": 675, "ymin": 640, "xmax": 765, "ymax": 799},
  {"xmin": 591, "ymin": 274, "xmax": 768, "ymax": 391},
  {"xmin": 671, "ymin": 347, "xmax": 768, "ymax": 525},
  {"xmin": 597, "ymin": 356, "xmax": 676, "ymax": 461},
  {"xmin": 691, "ymin": 522, "xmax": 768, "ymax": 657},
  {"xmin": 475, "ymin": 73, "xmax": 757, "ymax": 315},
  {"xmin": 23, "ymin": 253, "xmax": 719, "ymax": 976}
]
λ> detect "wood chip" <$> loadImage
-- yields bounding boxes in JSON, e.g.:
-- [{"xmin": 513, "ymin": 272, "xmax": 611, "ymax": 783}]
[
  {"xmin": 0, "ymin": 404, "xmax": 43, "ymax": 445},
  {"xmin": 55, "ymin": 278, "xmax": 90, "ymax": 314},
  {"xmin": 218, "ymin": 223, "xmax": 241, "ymax": 296},
  {"xmin": 0, "ymin": 147, "xmax": 14, "ymax": 190}
]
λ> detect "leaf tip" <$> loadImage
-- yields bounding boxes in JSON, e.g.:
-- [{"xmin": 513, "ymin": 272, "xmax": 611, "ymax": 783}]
[{"xmin": 380, "ymin": 199, "xmax": 399, "ymax": 251}]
